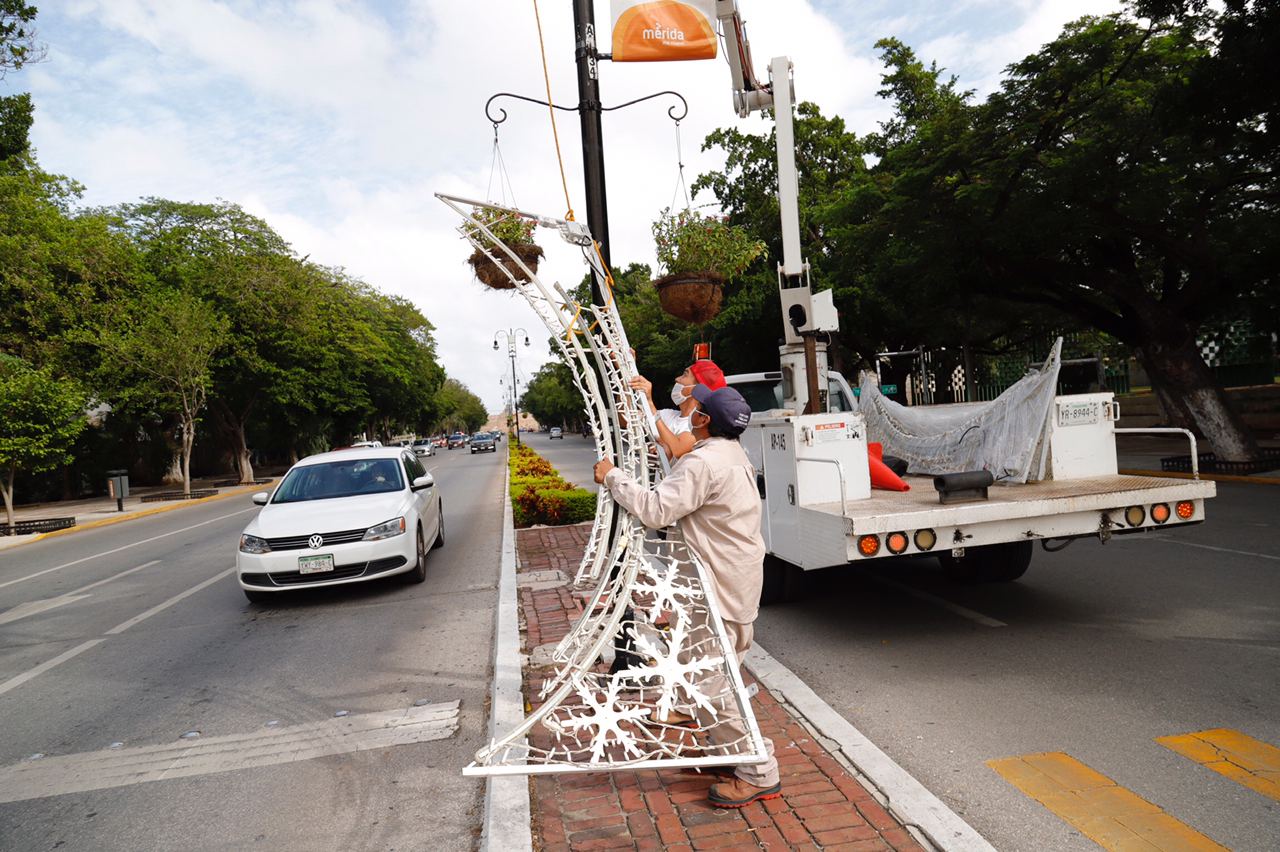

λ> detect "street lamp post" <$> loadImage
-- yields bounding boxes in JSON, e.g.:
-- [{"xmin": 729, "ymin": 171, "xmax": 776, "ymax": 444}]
[{"xmin": 494, "ymin": 329, "xmax": 530, "ymax": 446}]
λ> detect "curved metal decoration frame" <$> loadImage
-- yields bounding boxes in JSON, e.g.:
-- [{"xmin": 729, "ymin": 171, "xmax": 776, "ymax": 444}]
[{"xmin": 436, "ymin": 193, "xmax": 768, "ymax": 776}]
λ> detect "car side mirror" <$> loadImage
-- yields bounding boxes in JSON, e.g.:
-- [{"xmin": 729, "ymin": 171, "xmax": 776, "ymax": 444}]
[
  {"xmin": 412, "ymin": 474, "xmax": 435, "ymax": 491},
  {"xmin": 252, "ymin": 492, "xmax": 270, "ymax": 506}
]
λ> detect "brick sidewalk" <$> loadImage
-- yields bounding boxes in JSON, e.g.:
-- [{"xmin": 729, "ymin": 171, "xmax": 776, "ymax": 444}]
[{"xmin": 516, "ymin": 523, "xmax": 925, "ymax": 851}]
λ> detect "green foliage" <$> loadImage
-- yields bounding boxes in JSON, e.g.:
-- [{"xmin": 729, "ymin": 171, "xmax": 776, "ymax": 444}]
[
  {"xmin": 507, "ymin": 443, "xmax": 594, "ymax": 527},
  {"xmin": 651, "ymin": 207, "xmax": 765, "ymax": 279},
  {"xmin": 519, "ymin": 361, "xmax": 582, "ymax": 429},
  {"xmin": 433, "ymin": 378, "xmax": 487, "ymax": 434},
  {"xmin": 0, "ymin": 91, "xmax": 31, "ymax": 160},
  {"xmin": 0, "ymin": 2, "xmax": 41, "ymax": 75},
  {"xmin": 0, "ymin": 354, "xmax": 87, "ymax": 525},
  {"xmin": 470, "ymin": 206, "xmax": 537, "ymax": 250}
]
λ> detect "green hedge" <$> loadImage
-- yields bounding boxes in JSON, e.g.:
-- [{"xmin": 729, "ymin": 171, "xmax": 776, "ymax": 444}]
[{"xmin": 508, "ymin": 445, "xmax": 597, "ymax": 528}]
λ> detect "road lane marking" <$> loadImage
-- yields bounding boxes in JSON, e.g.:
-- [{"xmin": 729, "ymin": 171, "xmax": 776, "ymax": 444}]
[
  {"xmin": 0, "ymin": 560, "xmax": 162, "ymax": 627},
  {"xmin": 864, "ymin": 572, "xmax": 1007, "ymax": 627},
  {"xmin": 0, "ymin": 508, "xmax": 256, "ymax": 589},
  {"xmin": 0, "ymin": 567, "xmax": 234, "ymax": 698},
  {"xmin": 988, "ymin": 752, "xmax": 1226, "ymax": 850},
  {"xmin": 0, "ymin": 700, "xmax": 460, "ymax": 804},
  {"xmin": 0, "ymin": 639, "xmax": 106, "ymax": 698},
  {"xmin": 104, "ymin": 567, "xmax": 235, "ymax": 635},
  {"xmin": 1146, "ymin": 536, "xmax": 1280, "ymax": 562},
  {"xmin": 1157, "ymin": 729, "xmax": 1280, "ymax": 802}
]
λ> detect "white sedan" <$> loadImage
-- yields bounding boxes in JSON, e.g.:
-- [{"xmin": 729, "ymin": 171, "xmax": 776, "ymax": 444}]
[{"xmin": 237, "ymin": 448, "xmax": 443, "ymax": 603}]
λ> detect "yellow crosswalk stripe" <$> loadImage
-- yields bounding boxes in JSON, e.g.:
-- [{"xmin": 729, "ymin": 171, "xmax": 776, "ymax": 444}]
[
  {"xmin": 1157, "ymin": 728, "xmax": 1280, "ymax": 802},
  {"xmin": 988, "ymin": 752, "xmax": 1226, "ymax": 851}
]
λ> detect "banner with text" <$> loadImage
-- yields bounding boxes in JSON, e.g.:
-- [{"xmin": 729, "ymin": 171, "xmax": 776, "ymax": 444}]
[{"xmin": 611, "ymin": 0, "xmax": 718, "ymax": 62}]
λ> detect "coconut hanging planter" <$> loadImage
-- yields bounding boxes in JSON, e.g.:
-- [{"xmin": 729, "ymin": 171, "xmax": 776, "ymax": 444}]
[
  {"xmin": 651, "ymin": 207, "xmax": 765, "ymax": 324},
  {"xmin": 655, "ymin": 272, "xmax": 724, "ymax": 324},
  {"xmin": 468, "ymin": 243, "xmax": 545, "ymax": 290}
]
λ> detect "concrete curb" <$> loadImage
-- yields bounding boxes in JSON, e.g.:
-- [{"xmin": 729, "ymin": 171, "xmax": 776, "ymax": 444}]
[
  {"xmin": 1118, "ymin": 468, "xmax": 1280, "ymax": 486},
  {"xmin": 479, "ymin": 447, "xmax": 533, "ymax": 852},
  {"xmin": 3, "ymin": 480, "xmax": 278, "ymax": 551},
  {"xmin": 746, "ymin": 643, "xmax": 995, "ymax": 852}
]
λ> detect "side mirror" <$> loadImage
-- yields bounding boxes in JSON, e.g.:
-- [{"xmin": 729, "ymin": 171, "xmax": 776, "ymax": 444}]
[
  {"xmin": 412, "ymin": 474, "xmax": 435, "ymax": 491},
  {"xmin": 252, "ymin": 492, "xmax": 270, "ymax": 506}
]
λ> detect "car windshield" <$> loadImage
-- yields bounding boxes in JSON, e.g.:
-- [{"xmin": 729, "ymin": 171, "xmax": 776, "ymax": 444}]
[
  {"xmin": 472, "ymin": 433, "xmax": 490, "ymax": 440},
  {"xmin": 272, "ymin": 458, "xmax": 404, "ymax": 503}
]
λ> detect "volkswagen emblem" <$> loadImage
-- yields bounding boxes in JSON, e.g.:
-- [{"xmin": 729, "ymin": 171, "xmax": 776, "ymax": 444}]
[{"xmin": 308, "ymin": 534, "xmax": 324, "ymax": 550}]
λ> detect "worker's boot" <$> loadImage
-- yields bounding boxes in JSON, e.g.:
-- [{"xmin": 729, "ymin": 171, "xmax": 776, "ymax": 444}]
[{"xmin": 707, "ymin": 775, "xmax": 783, "ymax": 809}]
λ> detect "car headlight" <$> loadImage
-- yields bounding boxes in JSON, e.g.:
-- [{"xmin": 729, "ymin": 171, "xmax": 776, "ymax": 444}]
[
  {"xmin": 363, "ymin": 517, "xmax": 406, "ymax": 541},
  {"xmin": 239, "ymin": 534, "xmax": 271, "ymax": 554}
]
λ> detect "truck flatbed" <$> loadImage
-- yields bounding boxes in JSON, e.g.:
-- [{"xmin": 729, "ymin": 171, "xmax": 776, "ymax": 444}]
[{"xmin": 774, "ymin": 473, "xmax": 1215, "ymax": 566}]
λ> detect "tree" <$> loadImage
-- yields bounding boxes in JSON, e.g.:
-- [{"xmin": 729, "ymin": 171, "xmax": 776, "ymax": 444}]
[
  {"xmin": 520, "ymin": 361, "xmax": 582, "ymax": 429},
  {"xmin": 433, "ymin": 378, "xmax": 487, "ymax": 434},
  {"xmin": 819, "ymin": 4, "xmax": 1276, "ymax": 460},
  {"xmin": 0, "ymin": 354, "xmax": 86, "ymax": 528},
  {"xmin": 1, "ymin": 2, "xmax": 43, "ymax": 161},
  {"xmin": 97, "ymin": 290, "xmax": 227, "ymax": 496}
]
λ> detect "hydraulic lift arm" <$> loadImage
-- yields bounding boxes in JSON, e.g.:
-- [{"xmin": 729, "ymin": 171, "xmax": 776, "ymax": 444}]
[{"xmin": 713, "ymin": 1, "xmax": 838, "ymax": 413}]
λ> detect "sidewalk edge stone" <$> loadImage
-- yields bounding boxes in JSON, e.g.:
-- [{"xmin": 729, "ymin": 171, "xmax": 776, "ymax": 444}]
[
  {"xmin": 746, "ymin": 642, "xmax": 996, "ymax": 852},
  {"xmin": 4, "ymin": 480, "xmax": 279, "ymax": 551},
  {"xmin": 480, "ymin": 445, "xmax": 533, "ymax": 852}
]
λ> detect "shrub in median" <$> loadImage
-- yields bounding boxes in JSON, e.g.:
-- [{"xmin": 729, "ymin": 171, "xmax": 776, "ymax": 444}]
[{"xmin": 508, "ymin": 444, "xmax": 598, "ymax": 528}]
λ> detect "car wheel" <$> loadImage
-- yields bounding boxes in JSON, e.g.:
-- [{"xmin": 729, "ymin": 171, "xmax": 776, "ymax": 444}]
[
  {"xmin": 432, "ymin": 505, "xmax": 445, "ymax": 549},
  {"xmin": 406, "ymin": 525, "xmax": 427, "ymax": 583},
  {"xmin": 244, "ymin": 589, "xmax": 273, "ymax": 604}
]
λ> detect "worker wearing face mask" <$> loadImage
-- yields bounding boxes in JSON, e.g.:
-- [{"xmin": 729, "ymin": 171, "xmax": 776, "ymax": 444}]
[
  {"xmin": 593, "ymin": 384, "xmax": 779, "ymax": 809},
  {"xmin": 629, "ymin": 358, "xmax": 727, "ymax": 460}
]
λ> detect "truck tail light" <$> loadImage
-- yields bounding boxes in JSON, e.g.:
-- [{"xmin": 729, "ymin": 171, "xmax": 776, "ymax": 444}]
[
  {"xmin": 886, "ymin": 532, "xmax": 909, "ymax": 554},
  {"xmin": 914, "ymin": 529, "xmax": 936, "ymax": 551},
  {"xmin": 857, "ymin": 535, "xmax": 881, "ymax": 557},
  {"xmin": 1151, "ymin": 503, "xmax": 1171, "ymax": 524},
  {"xmin": 1175, "ymin": 501, "xmax": 1195, "ymax": 520},
  {"xmin": 1125, "ymin": 506, "xmax": 1145, "ymax": 527}
]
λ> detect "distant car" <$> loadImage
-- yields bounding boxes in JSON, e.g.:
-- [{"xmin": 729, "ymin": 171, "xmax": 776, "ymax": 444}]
[
  {"xmin": 470, "ymin": 432, "xmax": 497, "ymax": 454},
  {"xmin": 491, "ymin": 431, "xmax": 502, "ymax": 443},
  {"xmin": 447, "ymin": 433, "xmax": 466, "ymax": 450},
  {"xmin": 237, "ymin": 447, "xmax": 444, "ymax": 603},
  {"xmin": 351, "ymin": 440, "xmax": 383, "ymax": 448},
  {"xmin": 549, "ymin": 427, "xmax": 563, "ymax": 439},
  {"xmin": 432, "ymin": 436, "xmax": 448, "ymax": 448},
  {"xmin": 412, "ymin": 438, "xmax": 435, "ymax": 458}
]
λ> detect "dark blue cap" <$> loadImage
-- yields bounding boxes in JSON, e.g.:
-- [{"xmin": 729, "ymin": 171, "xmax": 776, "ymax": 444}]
[{"xmin": 691, "ymin": 385, "xmax": 752, "ymax": 436}]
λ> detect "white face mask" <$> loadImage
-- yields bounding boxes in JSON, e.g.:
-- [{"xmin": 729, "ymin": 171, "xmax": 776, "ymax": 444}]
[{"xmin": 670, "ymin": 382, "xmax": 688, "ymax": 407}]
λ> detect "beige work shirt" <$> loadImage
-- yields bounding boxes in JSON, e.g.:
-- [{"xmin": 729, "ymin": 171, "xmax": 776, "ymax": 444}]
[{"xmin": 603, "ymin": 436, "xmax": 765, "ymax": 623}]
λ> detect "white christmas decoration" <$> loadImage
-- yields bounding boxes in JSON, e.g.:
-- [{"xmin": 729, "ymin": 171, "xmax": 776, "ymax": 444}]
[{"xmin": 438, "ymin": 195, "xmax": 768, "ymax": 776}]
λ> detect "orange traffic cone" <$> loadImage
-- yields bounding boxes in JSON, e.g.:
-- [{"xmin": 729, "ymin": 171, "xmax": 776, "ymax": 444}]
[{"xmin": 868, "ymin": 442, "xmax": 910, "ymax": 491}]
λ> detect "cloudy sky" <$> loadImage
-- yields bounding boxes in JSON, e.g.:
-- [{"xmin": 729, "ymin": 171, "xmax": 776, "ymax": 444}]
[{"xmin": 12, "ymin": 0, "xmax": 1123, "ymax": 410}]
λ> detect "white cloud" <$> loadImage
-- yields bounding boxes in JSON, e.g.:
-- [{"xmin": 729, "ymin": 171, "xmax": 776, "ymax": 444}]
[{"xmin": 20, "ymin": 0, "xmax": 1124, "ymax": 410}]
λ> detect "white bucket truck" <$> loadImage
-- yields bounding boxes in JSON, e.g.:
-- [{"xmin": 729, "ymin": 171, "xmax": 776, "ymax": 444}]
[{"xmin": 712, "ymin": 1, "xmax": 1215, "ymax": 600}]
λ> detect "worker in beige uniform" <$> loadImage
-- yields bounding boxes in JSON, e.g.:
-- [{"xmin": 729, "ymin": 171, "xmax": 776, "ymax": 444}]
[{"xmin": 594, "ymin": 384, "xmax": 780, "ymax": 809}]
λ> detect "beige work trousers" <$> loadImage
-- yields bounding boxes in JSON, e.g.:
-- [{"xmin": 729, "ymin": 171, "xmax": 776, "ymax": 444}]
[{"xmin": 684, "ymin": 609, "xmax": 779, "ymax": 788}]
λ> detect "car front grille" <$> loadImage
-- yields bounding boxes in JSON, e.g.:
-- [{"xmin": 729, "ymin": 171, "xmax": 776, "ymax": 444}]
[
  {"xmin": 245, "ymin": 555, "xmax": 409, "ymax": 587},
  {"xmin": 264, "ymin": 528, "xmax": 368, "ymax": 551}
]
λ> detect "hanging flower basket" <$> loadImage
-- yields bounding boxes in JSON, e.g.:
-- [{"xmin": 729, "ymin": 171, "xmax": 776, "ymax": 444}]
[
  {"xmin": 651, "ymin": 208, "xmax": 765, "ymax": 324},
  {"xmin": 655, "ymin": 272, "xmax": 724, "ymax": 324},
  {"xmin": 468, "ymin": 243, "xmax": 545, "ymax": 290}
]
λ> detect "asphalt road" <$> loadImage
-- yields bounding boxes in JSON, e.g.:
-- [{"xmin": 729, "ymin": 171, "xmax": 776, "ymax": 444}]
[
  {"xmin": 533, "ymin": 437, "xmax": 1280, "ymax": 851},
  {"xmin": 0, "ymin": 445, "xmax": 507, "ymax": 851}
]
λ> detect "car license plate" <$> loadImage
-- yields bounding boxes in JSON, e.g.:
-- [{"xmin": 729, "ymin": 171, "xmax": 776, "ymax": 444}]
[
  {"xmin": 298, "ymin": 554, "xmax": 335, "ymax": 574},
  {"xmin": 1057, "ymin": 401, "xmax": 1100, "ymax": 427}
]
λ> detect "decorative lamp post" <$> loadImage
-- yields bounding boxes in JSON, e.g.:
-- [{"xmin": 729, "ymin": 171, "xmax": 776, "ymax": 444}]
[{"xmin": 494, "ymin": 329, "xmax": 530, "ymax": 446}]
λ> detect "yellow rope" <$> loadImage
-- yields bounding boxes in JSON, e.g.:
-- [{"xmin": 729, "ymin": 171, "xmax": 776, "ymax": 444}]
[{"xmin": 531, "ymin": 0, "xmax": 575, "ymax": 222}]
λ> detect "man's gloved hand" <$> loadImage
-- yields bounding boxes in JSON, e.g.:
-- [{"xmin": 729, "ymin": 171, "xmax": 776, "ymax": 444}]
[{"xmin": 593, "ymin": 459, "xmax": 615, "ymax": 484}]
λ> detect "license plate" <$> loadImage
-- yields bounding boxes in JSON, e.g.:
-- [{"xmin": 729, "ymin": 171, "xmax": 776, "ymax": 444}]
[
  {"xmin": 1057, "ymin": 401, "xmax": 1100, "ymax": 427},
  {"xmin": 298, "ymin": 554, "xmax": 335, "ymax": 574}
]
